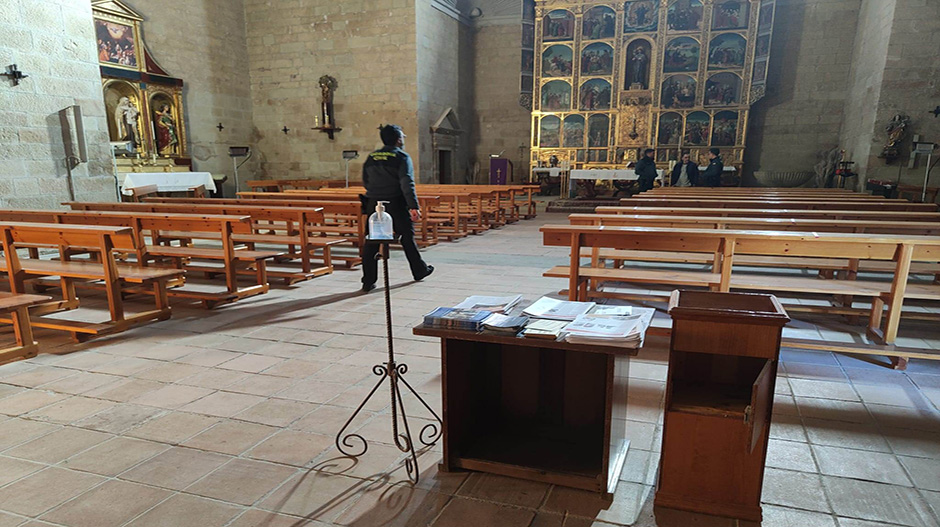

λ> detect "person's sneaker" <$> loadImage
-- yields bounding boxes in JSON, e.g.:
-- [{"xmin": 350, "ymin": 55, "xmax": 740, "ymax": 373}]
[
  {"xmin": 361, "ymin": 283, "xmax": 376, "ymax": 293},
  {"xmin": 414, "ymin": 265, "xmax": 434, "ymax": 281}
]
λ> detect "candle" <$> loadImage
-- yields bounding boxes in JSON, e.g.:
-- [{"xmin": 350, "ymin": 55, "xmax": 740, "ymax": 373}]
[{"xmin": 315, "ymin": 115, "xmax": 320, "ymax": 128}]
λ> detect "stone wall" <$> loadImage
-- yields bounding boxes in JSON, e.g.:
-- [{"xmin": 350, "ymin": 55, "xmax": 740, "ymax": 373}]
[
  {"xmin": 839, "ymin": 0, "xmax": 896, "ymax": 184},
  {"xmin": 415, "ymin": 3, "xmax": 471, "ymax": 183},
  {"xmin": 244, "ymin": 0, "xmax": 418, "ymax": 185},
  {"xmin": 743, "ymin": 0, "xmax": 862, "ymax": 183},
  {"xmin": 862, "ymin": 0, "xmax": 940, "ymax": 190},
  {"xmin": 0, "ymin": 0, "xmax": 113, "ymax": 208},
  {"xmin": 129, "ymin": 0, "xmax": 256, "ymax": 196},
  {"xmin": 471, "ymin": 22, "xmax": 531, "ymax": 183}
]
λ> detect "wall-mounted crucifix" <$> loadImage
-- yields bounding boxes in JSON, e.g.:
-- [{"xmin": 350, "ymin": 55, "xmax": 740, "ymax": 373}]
[
  {"xmin": 282, "ymin": 126, "xmax": 290, "ymax": 134},
  {"xmin": 1, "ymin": 64, "xmax": 28, "ymax": 86},
  {"xmin": 931, "ymin": 106, "xmax": 940, "ymax": 118},
  {"xmin": 217, "ymin": 123, "xmax": 225, "ymax": 132}
]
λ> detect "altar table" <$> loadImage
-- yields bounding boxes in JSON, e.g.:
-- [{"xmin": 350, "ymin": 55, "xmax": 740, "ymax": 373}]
[{"xmin": 121, "ymin": 172, "xmax": 217, "ymax": 196}]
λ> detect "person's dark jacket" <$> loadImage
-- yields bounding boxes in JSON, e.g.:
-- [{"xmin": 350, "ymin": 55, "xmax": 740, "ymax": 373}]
[
  {"xmin": 635, "ymin": 156, "xmax": 658, "ymax": 182},
  {"xmin": 671, "ymin": 161, "xmax": 700, "ymax": 186},
  {"xmin": 362, "ymin": 146, "xmax": 419, "ymax": 209},
  {"xmin": 702, "ymin": 156, "xmax": 724, "ymax": 187}
]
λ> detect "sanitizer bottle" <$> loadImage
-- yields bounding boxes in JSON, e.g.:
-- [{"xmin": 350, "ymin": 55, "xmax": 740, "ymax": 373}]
[{"xmin": 369, "ymin": 201, "xmax": 394, "ymax": 240}]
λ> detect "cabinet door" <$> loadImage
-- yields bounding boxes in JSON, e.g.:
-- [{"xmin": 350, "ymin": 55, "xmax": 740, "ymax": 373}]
[{"xmin": 744, "ymin": 360, "xmax": 773, "ymax": 454}]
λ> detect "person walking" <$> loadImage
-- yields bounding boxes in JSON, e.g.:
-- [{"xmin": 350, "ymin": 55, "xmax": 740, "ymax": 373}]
[
  {"xmin": 670, "ymin": 152, "xmax": 700, "ymax": 187},
  {"xmin": 702, "ymin": 147, "xmax": 724, "ymax": 187},
  {"xmin": 635, "ymin": 148, "xmax": 659, "ymax": 193},
  {"xmin": 360, "ymin": 124, "xmax": 433, "ymax": 292}
]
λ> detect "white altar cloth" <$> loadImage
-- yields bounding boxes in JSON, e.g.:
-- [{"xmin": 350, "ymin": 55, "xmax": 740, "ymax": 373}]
[{"xmin": 121, "ymin": 172, "xmax": 216, "ymax": 196}]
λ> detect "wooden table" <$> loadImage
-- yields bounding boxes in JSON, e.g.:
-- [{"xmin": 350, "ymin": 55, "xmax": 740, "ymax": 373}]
[{"xmin": 413, "ymin": 322, "xmax": 648, "ymax": 498}]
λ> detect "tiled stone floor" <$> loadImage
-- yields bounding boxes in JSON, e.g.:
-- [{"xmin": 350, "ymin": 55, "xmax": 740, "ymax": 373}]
[{"xmin": 0, "ymin": 212, "xmax": 938, "ymax": 527}]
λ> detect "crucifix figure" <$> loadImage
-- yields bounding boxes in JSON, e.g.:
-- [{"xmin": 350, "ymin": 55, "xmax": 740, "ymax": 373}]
[
  {"xmin": 217, "ymin": 123, "xmax": 225, "ymax": 132},
  {"xmin": 282, "ymin": 126, "xmax": 290, "ymax": 134},
  {"xmin": 319, "ymin": 75, "xmax": 338, "ymax": 129}
]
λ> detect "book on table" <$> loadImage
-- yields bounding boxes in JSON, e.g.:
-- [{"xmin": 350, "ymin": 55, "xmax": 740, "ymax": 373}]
[
  {"xmin": 562, "ymin": 310, "xmax": 653, "ymax": 348},
  {"xmin": 424, "ymin": 307, "xmax": 493, "ymax": 332},
  {"xmin": 482, "ymin": 313, "xmax": 529, "ymax": 334},
  {"xmin": 454, "ymin": 295, "xmax": 523, "ymax": 314},
  {"xmin": 522, "ymin": 296, "xmax": 596, "ymax": 321},
  {"xmin": 521, "ymin": 319, "xmax": 569, "ymax": 339}
]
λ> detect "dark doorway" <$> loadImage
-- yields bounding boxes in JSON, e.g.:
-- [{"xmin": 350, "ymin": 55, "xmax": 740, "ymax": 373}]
[{"xmin": 438, "ymin": 150, "xmax": 453, "ymax": 184}]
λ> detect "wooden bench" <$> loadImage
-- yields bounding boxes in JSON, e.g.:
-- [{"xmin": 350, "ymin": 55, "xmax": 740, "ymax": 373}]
[
  {"xmin": 0, "ymin": 209, "xmax": 276, "ymax": 308},
  {"xmin": 0, "ymin": 292, "xmax": 51, "ymax": 364},
  {"xmin": 0, "ymin": 222, "xmax": 184, "ymax": 342},
  {"xmin": 65, "ymin": 201, "xmax": 353, "ymax": 275},
  {"xmin": 540, "ymin": 225, "xmax": 940, "ymax": 368},
  {"xmin": 618, "ymin": 198, "xmax": 938, "ymax": 212},
  {"xmin": 595, "ymin": 206, "xmax": 940, "ymax": 222},
  {"xmin": 126, "ymin": 184, "xmax": 159, "ymax": 203},
  {"xmin": 246, "ymin": 179, "xmax": 337, "ymax": 192}
]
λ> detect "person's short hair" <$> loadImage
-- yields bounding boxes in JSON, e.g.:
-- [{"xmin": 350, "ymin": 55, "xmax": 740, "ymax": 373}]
[
  {"xmin": 709, "ymin": 147, "xmax": 720, "ymax": 156},
  {"xmin": 380, "ymin": 124, "xmax": 404, "ymax": 146},
  {"xmin": 644, "ymin": 148, "xmax": 655, "ymax": 155}
]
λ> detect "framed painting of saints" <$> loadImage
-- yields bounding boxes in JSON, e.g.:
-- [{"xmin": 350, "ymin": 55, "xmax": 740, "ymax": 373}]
[
  {"xmin": 663, "ymin": 37, "xmax": 700, "ymax": 73},
  {"xmin": 543, "ymin": 45, "xmax": 573, "ymax": 77},
  {"xmin": 667, "ymin": 0, "xmax": 703, "ymax": 32},
  {"xmin": 708, "ymin": 33, "xmax": 746, "ymax": 70},
  {"xmin": 712, "ymin": 0, "xmax": 749, "ymax": 30},
  {"xmin": 581, "ymin": 43, "xmax": 615, "ymax": 76},
  {"xmin": 624, "ymin": 1, "xmax": 659, "ymax": 33},
  {"xmin": 544, "ymin": 10, "xmax": 575, "ymax": 41},
  {"xmin": 95, "ymin": 19, "xmax": 139, "ymax": 69}
]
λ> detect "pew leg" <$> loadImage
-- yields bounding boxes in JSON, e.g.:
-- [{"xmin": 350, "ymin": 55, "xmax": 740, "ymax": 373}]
[
  {"xmin": 867, "ymin": 296, "xmax": 886, "ymax": 343},
  {"xmin": 890, "ymin": 356, "xmax": 910, "ymax": 371}
]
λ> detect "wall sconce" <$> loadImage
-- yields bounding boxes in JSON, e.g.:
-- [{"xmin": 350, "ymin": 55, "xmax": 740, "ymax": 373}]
[{"xmin": 1, "ymin": 64, "xmax": 28, "ymax": 86}]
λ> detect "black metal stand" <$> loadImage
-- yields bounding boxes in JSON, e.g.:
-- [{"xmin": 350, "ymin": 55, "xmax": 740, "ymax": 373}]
[{"xmin": 334, "ymin": 240, "xmax": 443, "ymax": 484}]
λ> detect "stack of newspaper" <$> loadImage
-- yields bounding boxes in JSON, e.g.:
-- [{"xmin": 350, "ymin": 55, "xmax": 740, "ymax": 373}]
[
  {"xmin": 522, "ymin": 296, "xmax": 596, "ymax": 321},
  {"xmin": 454, "ymin": 295, "xmax": 523, "ymax": 314},
  {"xmin": 563, "ymin": 313, "xmax": 647, "ymax": 348},
  {"xmin": 481, "ymin": 313, "xmax": 529, "ymax": 334}
]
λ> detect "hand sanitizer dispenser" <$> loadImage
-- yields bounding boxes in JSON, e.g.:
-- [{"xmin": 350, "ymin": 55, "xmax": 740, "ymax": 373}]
[{"xmin": 369, "ymin": 201, "xmax": 394, "ymax": 240}]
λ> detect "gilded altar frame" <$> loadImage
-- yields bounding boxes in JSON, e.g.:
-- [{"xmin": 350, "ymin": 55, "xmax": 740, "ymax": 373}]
[{"xmin": 530, "ymin": 0, "xmax": 775, "ymax": 172}]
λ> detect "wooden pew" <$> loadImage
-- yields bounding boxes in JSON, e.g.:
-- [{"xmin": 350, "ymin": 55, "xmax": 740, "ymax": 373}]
[
  {"xmin": 0, "ymin": 209, "xmax": 278, "ymax": 308},
  {"xmin": 540, "ymin": 225, "xmax": 940, "ymax": 367},
  {"xmin": 0, "ymin": 292, "xmax": 51, "ymax": 364},
  {"xmin": 639, "ymin": 193, "xmax": 892, "ymax": 201},
  {"xmin": 0, "ymin": 222, "xmax": 184, "ymax": 342},
  {"xmin": 246, "ymin": 179, "xmax": 337, "ymax": 192},
  {"xmin": 65, "ymin": 201, "xmax": 355, "ymax": 274},
  {"xmin": 618, "ymin": 198, "xmax": 938, "ymax": 212},
  {"xmin": 127, "ymin": 184, "xmax": 159, "ymax": 202},
  {"xmin": 595, "ymin": 206, "xmax": 940, "ymax": 222}
]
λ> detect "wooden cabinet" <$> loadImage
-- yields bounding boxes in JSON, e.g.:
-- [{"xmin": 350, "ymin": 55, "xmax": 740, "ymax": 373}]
[{"xmin": 655, "ymin": 291, "xmax": 789, "ymax": 522}]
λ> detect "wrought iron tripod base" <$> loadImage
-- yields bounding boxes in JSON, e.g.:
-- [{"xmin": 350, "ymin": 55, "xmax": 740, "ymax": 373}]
[{"xmin": 335, "ymin": 240, "xmax": 442, "ymax": 484}]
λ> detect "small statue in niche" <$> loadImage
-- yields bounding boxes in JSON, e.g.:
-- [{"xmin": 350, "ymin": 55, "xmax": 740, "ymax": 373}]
[
  {"xmin": 154, "ymin": 104, "xmax": 179, "ymax": 155},
  {"xmin": 880, "ymin": 113, "xmax": 910, "ymax": 163},
  {"xmin": 628, "ymin": 46, "xmax": 649, "ymax": 90},
  {"xmin": 115, "ymin": 96, "xmax": 140, "ymax": 148},
  {"xmin": 319, "ymin": 75, "xmax": 339, "ymax": 128}
]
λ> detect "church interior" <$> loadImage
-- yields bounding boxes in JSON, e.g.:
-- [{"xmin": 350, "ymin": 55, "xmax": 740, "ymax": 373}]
[{"xmin": 0, "ymin": 0, "xmax": 939, "ymax": 526}]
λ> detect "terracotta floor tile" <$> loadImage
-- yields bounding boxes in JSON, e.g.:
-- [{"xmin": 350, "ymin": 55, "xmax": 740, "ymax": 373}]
[
  {"xmin": 226, "ymin": 375, "xmax": 294, "ymax": 397},
  {"xmin": 765, "ymin": 439, "xmax": 817, "ymax": 473},
  {"xmin": 40, "ymin": 479, "xmax": 171, "ymax": 527},
  {"xmin": 73, "ymin": 403, "xmax": 162, "ymax": 434},
  {"xmin": 2, "ymin": 367, "xmax": 75, "ymax": 389},
  {"xmin": 0, "ymin": 390, "xmax": 69, "ymax": 417},
  {"xmin": 120, "ymin": 446, "xmax": 230, "ymax": 490},
  {"xmin": 0, "ymin": 512, "xmax": 23, "ymax": 527},
  {"xmin": 183, "ymin": 420, "xmax": 277, "ymax": 455},
  {"xmin": 133, "ymin": 362, "xmax": 207, "ymax": 383},
  {"xmin": 0, "ymin": 456, "xmax": 44, "ymax": 486},
  {"xmin": 62, "ymin": 436, "xmax": 168, "ymax": 476},
  {"xmin": 761, "ymin": 468, "xmax": 830, "ymax": 513},
  {"xmin": 177, "ymin": 368, "xmax": 252, "ymax": 390},
  {"xmin": 0, "ymin": 418, "xmax": 58, "ymax": 451},
  {"xmin": 5, "ymin": 427, "xmax": 110, "ymax": 464},
  {"xmin": 83, "ymin": 378, "xmax": 164, "ymax": 403},
  {"xmin": 263, "ymin": 359, "xmax": 332, "ymax": 379},
  {"xmin": 227, "ymin": 509, "xmax": 330, "ymax": 526},
  {"xmin": 823, "ymin": 476, "xmax": 936, "ymax": 526},
  {"xmin": 291, "ymin": 404, "xmax": 371, "ymax": 436},
  {"xmin": 179, "ymin": 391, "xmax": 266, "ymax": 417},
  {"xmin": 247, "ymin": 430, "xmax": 333, "ymax": 467},
  {"xmin": 432, "ymin": 497, "xmax": 534, "ymax": 527},
  {"xmin": 898, "ymin": 456, "xmax": 940, "ymax": 492},
  {"xmin": 130, "ymin": 384, "xmax": 215, "ymax": 409},
  {"xmin": 125, "ymin": 411, "xmax": 220, "ymax": 444},
  {"xmin": 334, "ymin": 483, "xmax": 450, "ymax": 527},
  {"xmin": 23, "ymin": 396, "xmax": 115, "ymax": 425},
  {"xmin": 36, "ymin": 372, "xmax": 120, "ymax": 395},
  {"xmin": 0, "ymin": 467, "xmax": 105, "ymax": 517},
  {"xmin": 258, "ymin": 471, "xmax": 371, "ymax": 520},
  {"xmin": 186, "ymin": 458, "xmax": 297, "ymax": 506},
  {"xmin": 125, "ymin": 493, "xmax": 241, "ymax": 527},
  {"xmin": 235, "ymin": 399, "xmax": 317, "ymax": 427},
  {"xmin": 803, "ymin": 417, "xmax": 891, "ymax": 453}
]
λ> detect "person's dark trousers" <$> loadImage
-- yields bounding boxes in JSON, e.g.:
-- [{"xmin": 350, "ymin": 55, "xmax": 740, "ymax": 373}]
[
  {"xmin": 638, "ymin": 177, "xmax": 655, "ymax": 193},
  {"xmin": 361, "ymin": 196, "xmax": 430, "ymax": 287},
  {"xmin": 707, "ymin": 176, "xmax": 721, "ymax": 187}
]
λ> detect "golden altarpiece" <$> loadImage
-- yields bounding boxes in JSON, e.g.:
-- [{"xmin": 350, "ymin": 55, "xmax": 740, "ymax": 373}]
[
  {"xmin": 530, "ymin": 0, "xmax": 774, "ymax": 172},
  {"xmin": 92, "ymin": 0, "xmax": 191, "ymax": 174}
]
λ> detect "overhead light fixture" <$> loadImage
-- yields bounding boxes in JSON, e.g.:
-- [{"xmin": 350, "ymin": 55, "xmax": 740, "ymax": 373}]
[{"xmin": 469, "ymin": 7, "xmax": 483, "ymax": 18}]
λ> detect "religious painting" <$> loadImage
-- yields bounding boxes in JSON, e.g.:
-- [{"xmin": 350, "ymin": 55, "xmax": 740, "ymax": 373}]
[
  {"xmin": 708, "ymin": 33, "xmax": 746, "ymax": 70},
  {"xmin": 661, "ymin": 75, "xmax": 696, "ymax": 109},
  {"xmin": 758, "ymin": 3, "xmax": 774, "ymax": 33},
  {"xmin": 588, "ymin": 149, "xmax": 609, "ymax": 163},
  {"xmin": 541, "ymin": 80, "xmax": 571, "ymax": 111},
  {"xmin": 581, "ymin": 43, "xmax": 615, "ymax": 76},
  {"xmin": 663, "ymin": 37, "xmax": 700, "ymax": 73},
  {"xmin": 583, "ymin": 6, "xmax": 617, "ymax": 41},
  {"xmin": 522, "ymin": 23, "xmax": 535, "ymax": 48},
  {"xmin": 756, "ymin": 35, "xmax": 771, "ymax": 58},
  {"xmin": 522, "ymin": 50, "xmax": 534, "ymax": 74},
  {"xmin": 563, "ymin": 115, "xmax": 586, "ymax": 147},
  {"xmin": 752, "ymin": 60, "xmax": 768, "ymax": 82},
  {"xmin": 543, "ymin": 10, "xmax": 575, "ymax": 41},
  {"xmin": 658, "ymin": 112, "xmax": 682, "ymax": 144},
  {"xmin": 624, "ymin": 1, "xmax": 659, "ymax": 33},
  {"xmin": 521, "ymin": 74, "xmax": 534, "ymax": 93},
  {"xmin": 588, "ymin": 114, "xmax": 611, "ymax": 147},
  {"xmin": 150, "ymin": 93, "xmax": 180, "ymax": 156},
  {"xmin": 705, "ymin": 72, "xmax": 742, "ymax": 106},
  {"xmin": 542, "ymin": 45, "xmax": 573, "ymax": 77},
  {"xmin": 625, "ymin": 39, "xmax": 652, "ymax": 90},
  {"xmin": 711, "ymin": 110, "xmax": 738, "ymax": 146},
  {"xmin": 615, "ymin": 147, "xmax": 627, "ymax": 164},
  {"xmin": 576, "ymin": 149, "xmax": 587, "ymax": 163},
  {"xmin": 657, "ymin": 149, "xmax": 677, "ymax": 163},
  {"xmin": 580, "ymin": 79, "xmax": 612, "ymax": 111},
  {"xmin": 95, "ymin": 19, "xmax": 138, "ymax": 68},
  {"xmin": 539, "ymin": 116, "xmax": 561, "ymax": 148},
  {"xmin": 684, "ymin": 111, "xmax": 710, "ymax": 145},
  {"xmin": 712, "ymin": 0, "xmax": 749, "ymax": 30},
  {"xmin": 667, "ymin": 0, "xmax": 703, "ymax": 32}
]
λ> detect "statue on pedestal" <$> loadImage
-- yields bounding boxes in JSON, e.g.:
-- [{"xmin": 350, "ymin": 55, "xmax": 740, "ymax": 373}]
[
  {"xmin": 319, "ymin": 75, "xmax": 338, "ymax": 128},
  {"xmin": 115, "ymin": 96, "xmax": 140, "ymax": 148}
]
